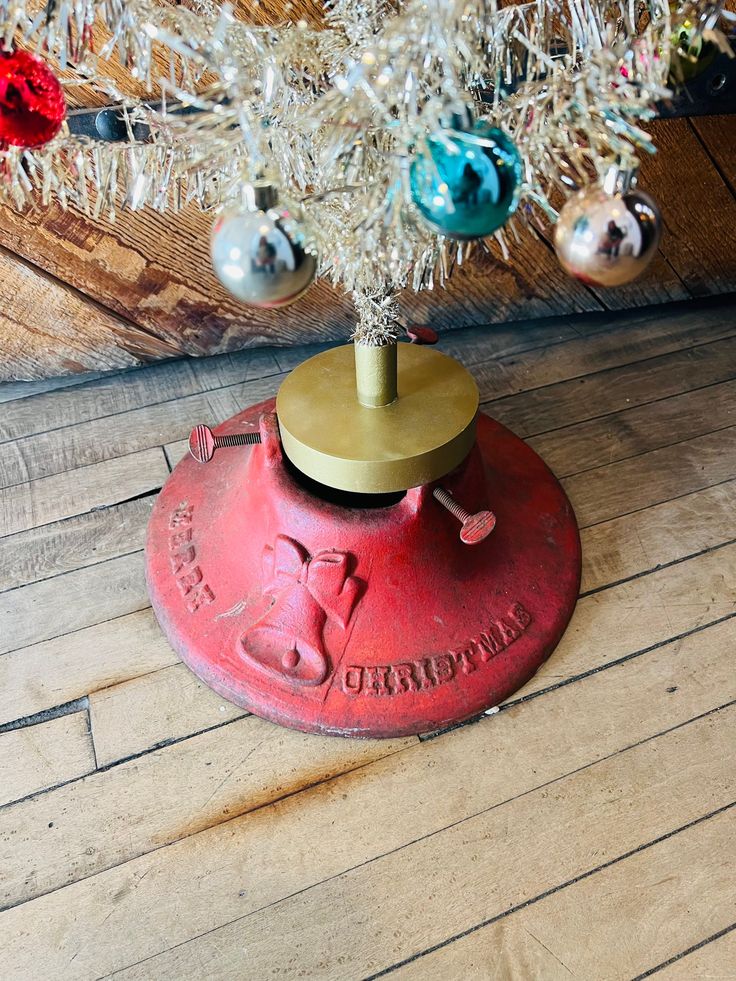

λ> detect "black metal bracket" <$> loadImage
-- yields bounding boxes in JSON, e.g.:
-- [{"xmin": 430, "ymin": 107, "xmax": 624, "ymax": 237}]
[
  {"xmin": 65, "ymin": 37, "xmax": 736, "ymax": 144},
  {"xmin": 661, "ymin": 44, "xmax": 736, "ymax": 117},
  {"xmin": 65, "ymin": 100, "xmax": 203, "ymax": 141}
]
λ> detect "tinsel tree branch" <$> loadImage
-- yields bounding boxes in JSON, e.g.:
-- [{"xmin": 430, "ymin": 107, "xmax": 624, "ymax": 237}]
[
  {"xmin": 0, "ymin": 0, "xmax": 732, "ymax": 342},
  {"xmin": 351, "ymin": 287, "xmax": 401, "ymax": 345}
]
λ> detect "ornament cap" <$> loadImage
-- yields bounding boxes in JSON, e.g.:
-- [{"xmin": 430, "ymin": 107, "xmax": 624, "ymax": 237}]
[
  {"xmin": 243, "ymin": 180, "xmax": 278, "ymax": 213},
  {"xmin": 443, "ymin": 105, "xmax": 474, "ymax": 132},
  {"xmin": 602, "ymin": 162, "xmax": 638, "ymax": 196}
]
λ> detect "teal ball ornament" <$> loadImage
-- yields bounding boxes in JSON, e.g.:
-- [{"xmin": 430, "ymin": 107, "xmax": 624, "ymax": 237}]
[{"xmin": 410, "ymin": 120, "xmax": 522, "ymax": 240}]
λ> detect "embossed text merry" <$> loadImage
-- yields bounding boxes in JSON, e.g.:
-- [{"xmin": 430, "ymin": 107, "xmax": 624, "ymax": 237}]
[{"xmin": 169, "ymin": 502, "xmax": 215, "ymax": 613}]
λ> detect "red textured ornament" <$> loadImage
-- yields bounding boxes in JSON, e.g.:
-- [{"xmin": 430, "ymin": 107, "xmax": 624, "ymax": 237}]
[
  {"xmin": 146, "ymin": 400, "xmax": 581, "ymax": 738},
  {"xmin": 0, "ymin": 49, "xmax": 66, "ymax": 148}
]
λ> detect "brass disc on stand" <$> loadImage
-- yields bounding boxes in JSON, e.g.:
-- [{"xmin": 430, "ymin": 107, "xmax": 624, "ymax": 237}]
[{"xmin": 276, "ymin": 343, "xmax": 479, "ymax": 493}]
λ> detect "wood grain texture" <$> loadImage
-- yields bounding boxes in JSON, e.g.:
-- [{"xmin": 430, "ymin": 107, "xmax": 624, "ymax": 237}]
[
  {"xmin": 270, "ymin": 299, "xmax": 609, "ymax": 374},
  {"xmin": 510, "ymin": 544, "xmax": 736, "ymax": 702},
  {"xmin": 3, "ymin": 615, "xmax": 734, "ymax": 979},
  {"xmin": 0, "ymin": 245, "xmax": 176, "ymax": 380},
  {"xmin": 0, "ymin": 711, "xmax": 95, "ymax": 807},
  {"xmin": 655, "ymin": 928, "xmax": 736, "ymax": 979},
  {"xmin": 0, "ymin": 371, "xmax": 107, "ymax": 404},
  {"xmin": 580, "ymin": 480, "xmax": 736, "ymax": 593},
  {"xmin": 89, "ymin": 663, "xmax": 247, "ymax": 767},
  {"xmin": 577, "ymin": 248, "xmax": 691, "ymax": 312},
  {"xmin": 0, "ymin": 376, "xmax": 280, "ymax": 489},
  {"xmin": 528, "ymin": 377, "xmax": 736, "ymax": 477},
  {"xmin": 106, "ymin": 703, "xmax": 736, "ymax": 981},
  {"xmin": 0, "ymin": 496, "xmax": 153, "ymax": 592},
  {"xmin": 4, "ymin": 296, "xmax": 734, "ymax": 492},
  {"xmin": 392, "ymin": 808, "xmax": 736, "ymax": 981},
  {"xmin": 564, "ymin": 426, "xmax": 736, "ymax": 526},
  {"xmin": 473, "ymin": 299, "xmax": 736, "ymax": 408},
  {"xmin": 0, "ymin": 200, "xmax": 603, "ymax": 381},
  {"xmin": 0, "ymin": 294, "xmax": 582, "ymax": 446},
  {"xmin": 4, "ymin": 447, "xmax": 729, "ymax": 755},
  {"xmin": 0, "ymin": 203, "xmax": 355, "ymax": 370},
  {"xmin": 530, "ymin": 183, "xmax": 690, "ymax": 315},
  {"xmin": 0, "ymin": 720, "xmax": 415, "ymax": 910},
  {"xmin": 1, "ymin": 0, "xmax": 735, "ymax": 382},
  {"xmin": 0, "ymin": 609, "xmax": 177, "ymax": 727},
  {"xmin": 691, "ymin": 115, "xmax": 736, "ymax": 195},
  {"xmin": 167, "ymin": 318, "xmax": 736, "ymax": 468},
  {"xmin": 489, "ymin": 328, "xmax": 736, "ymax": 438},
  {"xmin": 0, "ymin": 343, "xmax": 281, "ymax": 444},
  {"xmin": 637, "ymin": 118, "xmax": 736, "ymax": 295},
  {"xmin": 0, "ymin": 198, "xmax": 601, "ymax": 382},
  {"xmin": 0, "ymin": 551, "xmax": 149, "ymax": 654},
  {"xmin": 0, "ymin": 447, "xmax": 167, "ymax": 534},
  {"xmin": 81, "ymin": 478, "xmax": 736, "ymax": 758}
]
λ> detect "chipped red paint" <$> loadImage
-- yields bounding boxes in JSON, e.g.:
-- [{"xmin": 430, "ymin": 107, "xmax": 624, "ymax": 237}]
[{"xmin": 145, "ymin": 400, "xmax": 581, "ymax": 738}]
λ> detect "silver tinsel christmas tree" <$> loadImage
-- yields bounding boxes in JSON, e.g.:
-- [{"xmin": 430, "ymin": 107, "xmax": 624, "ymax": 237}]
[{"xmin": 0, "ymin": 0, "xmax": 732, "ymax": 341}]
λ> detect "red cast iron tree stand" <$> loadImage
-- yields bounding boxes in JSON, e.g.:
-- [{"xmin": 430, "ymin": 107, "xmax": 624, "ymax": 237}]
[{"xmin": 145, "ymin": 398, "xmax": 581, "ymax": 738}]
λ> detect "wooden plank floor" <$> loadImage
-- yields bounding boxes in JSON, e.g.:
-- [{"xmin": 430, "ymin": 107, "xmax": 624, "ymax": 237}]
[{"xmin": 1, "ymin": 296, "xmax": 735, "ymax": 980}]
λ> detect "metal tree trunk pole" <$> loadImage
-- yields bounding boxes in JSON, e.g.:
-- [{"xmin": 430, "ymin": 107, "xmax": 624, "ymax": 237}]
[{"xmin": 354, "ymin": 341, "xmax": 399, "ymax": 408}]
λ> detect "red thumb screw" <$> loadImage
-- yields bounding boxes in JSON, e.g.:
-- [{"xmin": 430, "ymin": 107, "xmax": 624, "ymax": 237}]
[
  {"xmin": 189, "ymin": 424, "xmax": 261, "ymax": 463},
  {"xmin": 406, "ymin": 324, "xmax": 439, "ymax": 345},
  {"xmin": 433, "ymin": 487, "xmax": 496, "ymax": 544}
]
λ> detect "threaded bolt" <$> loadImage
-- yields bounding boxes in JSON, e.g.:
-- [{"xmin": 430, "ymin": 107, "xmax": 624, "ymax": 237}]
[
  {"xmin": 189, "ymin": 424, "xmax": 261, "ymax": 463},
  {"xmin": 433, "ymin": 487, "xmax": 496, "ymax": 545}
]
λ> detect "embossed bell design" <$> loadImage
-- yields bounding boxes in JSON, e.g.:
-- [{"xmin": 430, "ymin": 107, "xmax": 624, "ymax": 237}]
[{"xmin": 240, "ymin": 536, "xmax": 361, "ymax": 687}]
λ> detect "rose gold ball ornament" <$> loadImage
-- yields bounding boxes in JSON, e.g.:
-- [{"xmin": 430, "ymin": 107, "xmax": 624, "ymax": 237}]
[
  {"xmin": 211, "ymin": 181, "xmax": 317, "ymax": 308},
  {"xmin": 554, "ymin": 166, "xmax": 661, "ymax": 288}
]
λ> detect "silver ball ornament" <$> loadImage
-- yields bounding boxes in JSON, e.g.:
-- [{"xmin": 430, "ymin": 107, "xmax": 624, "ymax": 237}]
[
  {"xmin": 554, "ymin": 172, "xmax": 661, "ymax": 288},
  {"xmin": 211, "ymin": 182, "xmax": 316, "ymax": 308}
]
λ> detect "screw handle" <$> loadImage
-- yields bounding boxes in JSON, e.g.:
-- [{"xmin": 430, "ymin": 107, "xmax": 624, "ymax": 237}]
[
  {"xmin": 189, "ymin": 424, "xmax": 262, "ymax": 463},
  {"xmin": 406, "ymin": 324, "xmax": 439, "ymax": 345},
  {"xmin": 433, "ymin": 486, "xmax": 496, "ymax": 545}
]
